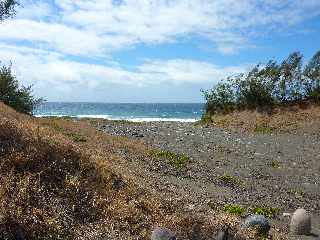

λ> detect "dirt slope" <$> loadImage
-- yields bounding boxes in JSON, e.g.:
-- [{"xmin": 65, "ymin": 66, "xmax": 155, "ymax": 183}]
[{"xmin": 0, "ymin": 103, "xmax": 262, "ymax": 240}]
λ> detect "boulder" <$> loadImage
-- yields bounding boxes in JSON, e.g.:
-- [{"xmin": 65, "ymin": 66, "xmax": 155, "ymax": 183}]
[
  {"xmin": 290, "ymin": 208, "xmax": 311, "ymax": 235},
  {"xmin": 243, "ymin": 214, "xmax": 270, "ymax": 234}
]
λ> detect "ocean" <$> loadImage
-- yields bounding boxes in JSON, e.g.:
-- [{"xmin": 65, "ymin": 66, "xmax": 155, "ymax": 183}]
[{"xmin": 34, "ymin": 102, "xmax": 205, "ymax": 122}]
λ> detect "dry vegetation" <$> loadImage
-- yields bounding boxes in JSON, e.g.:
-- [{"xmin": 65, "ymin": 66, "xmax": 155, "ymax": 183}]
[
  {"xmin": 205, "ymin": 101, "xmax": 320, "ymax": 134},
  {"xmin": 0, "ymin": 103, "xmax": 266, "ymax": 239}
]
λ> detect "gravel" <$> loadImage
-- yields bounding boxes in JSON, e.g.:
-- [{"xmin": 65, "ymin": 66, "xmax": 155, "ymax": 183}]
[{"xmin": 98, "ymin": 120, "xmax": 320, "ymax": 235}]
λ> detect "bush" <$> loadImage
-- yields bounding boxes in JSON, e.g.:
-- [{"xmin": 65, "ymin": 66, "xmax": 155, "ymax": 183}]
[
  {"xmin": 304, "ymin": 50, "xmax": 320, "ymax": 101},
  {"xmin": 202, "ymin": 50, "xmax": 320, "ymax": 119},
  {"xmin": 0, "ymin": 0, "xmax": 18, "ymax": 21},
  {"xmin": 0, "ymin": 64, "xmax": 43, "ymax": 114}
]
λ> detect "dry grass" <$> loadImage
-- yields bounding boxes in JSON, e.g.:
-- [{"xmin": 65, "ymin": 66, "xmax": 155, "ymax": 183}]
[
  {"xmin": 0, "ymin": 103, "xmax": 281, "ymax": 239},
  {"xmin": 206, "ymin": 101, "xmax": 320, "ymax": 134}
]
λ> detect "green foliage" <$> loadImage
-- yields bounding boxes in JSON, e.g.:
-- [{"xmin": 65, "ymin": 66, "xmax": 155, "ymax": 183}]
[
  {"xmin": 0, "ymin": 64, "xmax": 43, "ymax": 114},
  {"xmin": 150, "ymin": 149, "xmax": 190, "ymax": 167},
  {"xmin": 254, "ymin": 125, "xmax": 273, "ymax": 134},
  {"xmin": 252, "ymin": 207, "xmax": 279, "ymax": 218},
  {"xmin": 223, "ymin": 204, "xmax": 246, "ymax": 216},
  {"xmin": 0, "ymin": 0, "xmax": 18, "ymax": 21},
  {"xmin": 202, "ymin": 50, "xmax": 320, "ymax": 118},
  {"xmin": 218, "ymin": 174, "xmax": 242, "ymax": 186},
  {"xmin": 270, "ymin": 160, "xmax": 280, "ymax": 169},
  {"xmin": 201, "ymin": 80, "xmax": 236, "ymax": 115},
  {"xmin": 304, "ymin": 51, "xmax": 320, "ymax": 101}
]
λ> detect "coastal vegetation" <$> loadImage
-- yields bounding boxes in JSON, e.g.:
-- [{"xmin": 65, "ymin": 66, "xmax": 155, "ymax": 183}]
[
  {"xmin": 149, "ymin": 149, "xmax": 190, "ymax": 168},
  {"xmin": 0, "ymin": 0, "xmax": 17, "ymax": 21},
  {"xmin": 202, "ymin": 50, "xmax": 320, "ymax": 121},
  {"xmin": 0, "ymin": 64, "xmax": 43, "ymax": 114}
]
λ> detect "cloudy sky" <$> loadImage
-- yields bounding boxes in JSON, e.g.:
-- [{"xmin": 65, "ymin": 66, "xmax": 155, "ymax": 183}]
[{"xmin": 0, "ymin": 0, "xmax": 320, "ymax": 102}]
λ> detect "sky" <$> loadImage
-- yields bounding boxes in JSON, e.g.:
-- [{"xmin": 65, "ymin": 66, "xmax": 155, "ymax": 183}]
[{"xmin": 0, "ymin": 0, "xmax": 320, "ymax": 103}]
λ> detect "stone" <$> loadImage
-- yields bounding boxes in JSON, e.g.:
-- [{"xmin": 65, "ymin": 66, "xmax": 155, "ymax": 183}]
[
  {"xmin": 216, "ymin": 230, "xmax": 228, "ymax": 240},
  {"xmin": 243, "ymin": 214, "xmax": 270, "ymax": 234},
  {"xmin": 290, "ymin": 208, "xmax": 311, "ymax": 235},
  {"xmin": 151, "ymin": 227, "xmax": 176, "ymax": 240},
  {"xmin": 216, "ymin": 226, "xmax": 234, "ymax": 240}
]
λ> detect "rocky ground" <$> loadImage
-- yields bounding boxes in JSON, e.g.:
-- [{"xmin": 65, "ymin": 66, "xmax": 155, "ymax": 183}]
[{"xmin": 94, "ymin": 120, "xmax": 320, "ymax": 239}]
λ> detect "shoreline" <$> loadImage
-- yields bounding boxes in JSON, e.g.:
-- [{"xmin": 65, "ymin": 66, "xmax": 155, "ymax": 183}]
[{"xmin": 35, "ymin": 115, "xmax": 201, "ymax": 123}]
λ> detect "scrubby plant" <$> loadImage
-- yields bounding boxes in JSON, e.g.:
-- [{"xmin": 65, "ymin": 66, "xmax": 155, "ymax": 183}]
[
  {"xmin": 252, "ymin": 207, "xmax": 279, "ymax": 218},
  {"xmin": 223, "ymin": 204, "xmax": 246, "ymax": 216},
  {"xmin": 202, "ymin": 50, "xmax": 320, "ymax": 119},
  {"xmin": 304, "ymin": 51, "xmax": 320, "ymax": 102},
  {"xmin": 270, "ymin": 160, "xmax": 280, "ymax": 169},
  {"xmin": 150, "ymin": 149, "xmax": 190, "ymax": 168},
  {"xmin": 0, "ymin": 64, "xmax": 43, "ymax": 114},
  {"xmin": 254, "ymin": 124, "xmax": 273, "ymax": 134},
  {"xmin": 0, "ymin": 0, "xmax": 18, "ymax": 21},
  {"xmin": 218, "ymin": 174, "xmax": 242, "ymax": 186}
]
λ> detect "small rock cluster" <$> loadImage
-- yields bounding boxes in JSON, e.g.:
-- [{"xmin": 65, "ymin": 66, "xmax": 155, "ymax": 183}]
[{"xmin": 151, "ymin": 208, "xmax": 315, "ymax": 239}]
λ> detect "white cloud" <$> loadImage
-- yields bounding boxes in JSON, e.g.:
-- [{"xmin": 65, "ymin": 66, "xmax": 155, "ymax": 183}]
[
  {"xmin": 0, "ymin": 43, "xmax": 245, "ymax": 94},
  {"xmin": 0, "ymin": 0, "xmax": 319, "ymax": 101},
  {"xmin": 0, "ymin": 0, "xmax": 319, "ymax": 56}
]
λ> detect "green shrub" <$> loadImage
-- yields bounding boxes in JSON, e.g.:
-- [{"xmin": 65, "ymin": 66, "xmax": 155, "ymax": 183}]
[
  {"xmin": 254, "ymin": 125, "xmax": 273, "ymax": 134},
  {"xmin": 252, "ymin": 207, "xmax": 279, "ymax": 218},
  {"xmin": 0, "ymin": 64, "xmax": 43, "ymax": 114},
  {"xmin": 150, "ymin": 150, "xmax": 190, "ymax": 168},
  {"xmin": 218, "ymin": 174, "xmax": 242, "ymax": 186},
  {"xmin": 223, "ymin": 204, "xmax": 246, "ymax": 216},
  {"xmin": 202, "ymin": 50, "xmax": 320, "ymax": 119},
  {"xmin": 270, "ymin": 160, "xmax": 280, "ymax": 168},
  {"xmin": 304, "ymin": 51, "xmax": 320, "ymax": 102},
  {"xmin": 0, "ymin": 0, "xmax": 18, "ymax": 21}
]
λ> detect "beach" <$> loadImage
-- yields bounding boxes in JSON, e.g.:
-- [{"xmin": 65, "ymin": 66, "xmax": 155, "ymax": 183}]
[{"xmin": 90, "ymin": 119, "xmax": 320, "ymax": 237}]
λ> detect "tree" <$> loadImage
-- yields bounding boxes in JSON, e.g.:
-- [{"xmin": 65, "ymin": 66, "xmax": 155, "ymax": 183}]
[
  {"xmin": 0, "ymin": 0, "xmax": 18, "ymax": 21},
  {"xmin": 279, "ymin": 52, "xmax": 303, "ymax": 101},
  {"xmin": 304, "ymin": 51, "xmax": 320, "ymax": 100},
  {"xmin": 235, "ymin": 65, "xmax": 276, "ymax": 109},
  {"xmin": 0, "ymin": 64, "xmax": 43, "ymax": 114}
]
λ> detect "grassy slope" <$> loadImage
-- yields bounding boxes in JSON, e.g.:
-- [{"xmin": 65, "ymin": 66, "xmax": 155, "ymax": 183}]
[
  {"xmin": 0, "ymin": 103, "xmax": 259, "ymax": 240},
  {"xmin": 205, "ymin": 102, "xmax": 320, "ymax": 134}
]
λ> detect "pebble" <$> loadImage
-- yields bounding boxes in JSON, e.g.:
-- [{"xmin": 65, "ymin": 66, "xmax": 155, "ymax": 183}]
[
  {"xmin": 216, "ymin": 228, "xmax": 230, "ymax": 240},
  {"xmin": 290, "ymin": 208, "xmax": 311, "ymax": 235},
  {"xmin": 151, "ymin": 227, "xmax": 176, "ymax": 240},
  {"xmin": 243, "ymin": 214, "xmax": 270, "ymax": 234}
]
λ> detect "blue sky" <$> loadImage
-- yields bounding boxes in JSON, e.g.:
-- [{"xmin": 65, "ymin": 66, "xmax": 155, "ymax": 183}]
[{"xmin": 0, "ymin": 0, "xmax": 319, "ymax": 102}]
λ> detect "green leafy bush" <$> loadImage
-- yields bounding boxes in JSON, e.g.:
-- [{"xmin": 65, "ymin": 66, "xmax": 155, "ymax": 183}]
[
  {"xmin": 202, "ymin": 50, "xmax": 320, "ymax": 119},
  {"xmin": 223, "ymin": 204, "xmax": 246, "ymax": 216},
  {"xmin": 0, "ymin": 0, "xmax": 18, "ymax": 21},
  {"xmin": 0, "ymin": 64, "xmax": 43, "ymax": 114},
  {"xmin": 150, "ymin": 149, "xmax": 190, "ymax": 168},
  {"xmin": 252, "ymin": 207, "xmax": 279, "ymax": 218}
]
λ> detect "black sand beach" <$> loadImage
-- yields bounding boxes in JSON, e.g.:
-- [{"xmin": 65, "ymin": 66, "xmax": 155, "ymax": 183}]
[{"xmin": 95, "ymin": 120, "xmax": 320, "ymax": 238}]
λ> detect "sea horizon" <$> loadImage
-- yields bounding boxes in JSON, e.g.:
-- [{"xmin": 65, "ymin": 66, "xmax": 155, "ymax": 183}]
[{"xmin": 34, "ymin": 102, "xmax": 205, "ymax": 123}]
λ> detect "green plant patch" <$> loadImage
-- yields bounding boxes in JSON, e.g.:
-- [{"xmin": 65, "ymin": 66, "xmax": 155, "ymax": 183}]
[
  {"xmin": 254, "ymin": 125, "xmax": 273, "ymax": 134},
  {"xmin": 218, "ymin": 174, "xmax": 242, "ymax": 186},
  {"xmin": 223, "ymin": 204, "xmax": 246, "ymax": 216},
  {"xmin": 270, "ymin": 160, "xmax": 281, "ymax": 168},
  {"xmin": 149, "ymin": 150, "xmax": 190, "ymax": 168},
  {"xmin": 252, "ymin": 207, "xmax": 279, "ymax": 218}
]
